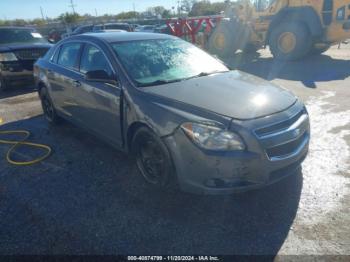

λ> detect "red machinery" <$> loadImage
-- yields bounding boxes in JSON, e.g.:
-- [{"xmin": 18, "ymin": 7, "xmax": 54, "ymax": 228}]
[{"xmin": 166, "ymin": 16, "xmax": 223, "ymax": 44}]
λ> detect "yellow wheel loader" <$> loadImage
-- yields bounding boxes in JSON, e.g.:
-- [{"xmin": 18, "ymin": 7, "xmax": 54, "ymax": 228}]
[{"xmin": 208, "ymin": 0, "xmax": 350, "ymax": 60}]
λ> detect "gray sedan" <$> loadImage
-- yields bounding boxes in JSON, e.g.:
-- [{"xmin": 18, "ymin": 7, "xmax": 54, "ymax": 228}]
[{"xmin": 34, "ymin": 33, "xmax": 310, "ymax": 194}]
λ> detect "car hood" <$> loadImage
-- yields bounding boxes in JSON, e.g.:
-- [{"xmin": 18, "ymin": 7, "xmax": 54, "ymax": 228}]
[
  {"xmin": 0, "ymin": 42, "xmax": 52, "ymax": 52},
  {"xmin": 143, "ymin": 71, "xmax": 297, "ymax": 120}
]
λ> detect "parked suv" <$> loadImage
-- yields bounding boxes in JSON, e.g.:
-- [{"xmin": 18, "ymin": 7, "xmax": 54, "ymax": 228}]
[{"xmin": 0, "ymin": 27, "xmax": 51, "ymax": 91}]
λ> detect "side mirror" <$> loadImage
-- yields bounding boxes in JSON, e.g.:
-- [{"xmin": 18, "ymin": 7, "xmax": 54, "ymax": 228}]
[{"xmin": 85, "ymin": 70, "xmax": 118, "ymax": 85}]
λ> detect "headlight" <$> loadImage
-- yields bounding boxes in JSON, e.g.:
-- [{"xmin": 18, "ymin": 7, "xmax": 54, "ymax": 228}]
[
  {"xmin": 181, "ymin": 122, "xmax": 246, "ymax": 151},
  {"xmin": 0, "ymin": 52, "xmax": 18, "ymax": 62}
]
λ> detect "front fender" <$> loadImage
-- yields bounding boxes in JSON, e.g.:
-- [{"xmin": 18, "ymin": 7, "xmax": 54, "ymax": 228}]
[{"xmin": 123, "ymin": 88, "xmax": 232, "ymax": 145}]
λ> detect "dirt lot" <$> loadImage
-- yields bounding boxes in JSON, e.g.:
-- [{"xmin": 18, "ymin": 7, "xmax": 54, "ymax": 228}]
[{"xmin": 0, "ymin": 45, "xmax": 350, "ymax": 256}]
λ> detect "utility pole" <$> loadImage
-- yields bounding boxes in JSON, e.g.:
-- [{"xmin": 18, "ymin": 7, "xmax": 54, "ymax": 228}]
[
  {"xmin": 132, "ymin": 2, "xmax": 137, "ymax": 20},
  {"xmin": 95, "ymin": 8, "xmax": 98, "ymax": 17},
  {"xmin": 69, "ymin": 0, "xmax": 77, "ymax": 14},
  {"xmin": 40, "ymin": 6, "xmax": 45, "ymax": 20}
]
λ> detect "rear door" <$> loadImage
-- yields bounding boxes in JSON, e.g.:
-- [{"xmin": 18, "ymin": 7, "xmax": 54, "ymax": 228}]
[
  {"xmin": 48, "ymin": 42, "xmax": 83, "ymax": 118},
  {"xmin": 73, "ymin": 43, "xmax": 123, "ymax": 146}
]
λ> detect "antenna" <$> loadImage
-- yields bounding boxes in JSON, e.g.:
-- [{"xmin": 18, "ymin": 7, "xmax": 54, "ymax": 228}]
[{"xmin": 40, "ymin": 6, "xmax": 45, "ymax": 20}]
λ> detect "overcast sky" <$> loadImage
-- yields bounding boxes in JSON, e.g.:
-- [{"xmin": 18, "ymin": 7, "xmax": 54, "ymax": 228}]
[{"xmin": 0, "ymin": 0, "xmax": 225, "ymax": 20}]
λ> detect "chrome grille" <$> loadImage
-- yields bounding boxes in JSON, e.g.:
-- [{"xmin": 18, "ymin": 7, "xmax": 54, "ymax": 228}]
[
  {"xmin": 265, "ymin": 132, "xmax": 308, "ymax": 159},
  {"xmin": 255, "ymin": 109, "xmax": 304, "ymax": 137},
  {"xmin": 254, "ymin": 109, "xmax": 310, "ymax": 161},
  {"xmin": 14, "ymin": 48, "xmax": 48, "ymax": 60}
]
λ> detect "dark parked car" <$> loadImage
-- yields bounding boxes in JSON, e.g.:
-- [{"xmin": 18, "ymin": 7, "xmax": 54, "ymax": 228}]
[
  {"xmin": 0, "ymin": 27, "xmax": 51, "ymax": 91},
  {"xmin": 34, "ymin": 33, "xmax": 310, "ymax": 194},
  {"xmin": 134, "ymin": 25, "xmax": 155, "ymax": 33},
  {"xmin": 154, "ymin": 24, "xmax": 172, "ymax": 35},
  {"xmin": 62, "ymin": 25, "xmax": 95, "ymax": 39},
  {"xmin": 72, "ymin": 24, "xmax": 95, "ymax": 35},
  {"xmin": 93, "ymin": 23, "xmax": 132, "ymax": 32}
]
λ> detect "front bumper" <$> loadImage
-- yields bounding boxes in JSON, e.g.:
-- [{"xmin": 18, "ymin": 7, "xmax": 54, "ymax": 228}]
[
  {"xmin": 163, "ymin": 101, "xmax": 310, "ymax": 195},
  {"xmin": 0, "ymin": 61, "xmax": 35, "ymax": 87}
]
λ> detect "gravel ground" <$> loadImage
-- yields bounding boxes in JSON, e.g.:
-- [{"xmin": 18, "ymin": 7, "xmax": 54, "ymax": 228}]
[{"xmin": 0, "ymin": 45, "xmax": 349, "ymax": 256}]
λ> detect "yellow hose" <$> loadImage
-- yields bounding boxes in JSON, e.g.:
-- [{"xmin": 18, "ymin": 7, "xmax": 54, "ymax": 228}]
[{"xmin": 0, "ymin": 118, "xmax": 52, "ymax": 165}]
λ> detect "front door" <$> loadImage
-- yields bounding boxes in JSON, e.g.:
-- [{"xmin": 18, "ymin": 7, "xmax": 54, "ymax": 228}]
[{"xmin": 73, "ymin": 43, "xmax": 122, "ymax": 146}]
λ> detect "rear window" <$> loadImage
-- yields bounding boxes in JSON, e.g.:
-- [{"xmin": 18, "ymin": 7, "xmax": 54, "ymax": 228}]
[
  {"xmin": 57, "ymin": 43, "xmax": 81, "ymax": 70},
  {"xmin": 0, "ymin": 28, "xmax": 48, "ymax": 44}
]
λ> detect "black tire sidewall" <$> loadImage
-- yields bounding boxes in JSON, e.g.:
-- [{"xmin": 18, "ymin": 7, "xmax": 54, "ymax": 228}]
[
  {"xmin": 39, "ymin": 87, "xmax": 59, "ymax": 124},
  {"xmin": 131, "ymin": 127, "xmax": 176, "ymax": 189},
  {"xmin": 0, "ymin": 76, "xmax": 7, "ymax": 92},
  {"xmin": 269, "ymin": 22, "xmax": 312, "ymax": 61}
]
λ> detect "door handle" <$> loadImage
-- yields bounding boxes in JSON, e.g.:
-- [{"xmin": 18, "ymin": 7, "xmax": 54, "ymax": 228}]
[{"xmin": 73, "ymin": 80, "xmax": 81, "ymax": 87}]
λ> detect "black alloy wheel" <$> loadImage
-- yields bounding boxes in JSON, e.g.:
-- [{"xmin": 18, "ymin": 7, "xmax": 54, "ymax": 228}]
[{"xmin": 132, "ymin": 127, "xmax": 175, "ymax": 188}]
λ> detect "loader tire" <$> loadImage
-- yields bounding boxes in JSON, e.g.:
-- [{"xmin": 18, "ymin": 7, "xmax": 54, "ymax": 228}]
[
  {"xmin": 269, "ymin": 22, "xmax": 312, "ymax": 61},
  {"xmin": 208, "ymin": 19, "xmax": 250, "ymax": 59}
]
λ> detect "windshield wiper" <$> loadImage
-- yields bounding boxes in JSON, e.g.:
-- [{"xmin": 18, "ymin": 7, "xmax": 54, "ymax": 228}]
[
  {"xmin": 135, "ymin": 70, "xmax": 229, "ymax": 87},
  {"xmin": 185, "ymin": 70, "xmax": 229, "ymax": 81},
  {"xmin": 136, "ymin": 78, "xmax": 183, "ymax": 87}
]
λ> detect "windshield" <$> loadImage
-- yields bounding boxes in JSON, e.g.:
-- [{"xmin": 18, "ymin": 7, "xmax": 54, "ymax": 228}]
[
  {"xmin": 111, "ymin": 38, "xmax": 229, "ymax": 87},
  {"xmin": 0, "ymin": 28, "xmax": 48, "ymax": 44}
]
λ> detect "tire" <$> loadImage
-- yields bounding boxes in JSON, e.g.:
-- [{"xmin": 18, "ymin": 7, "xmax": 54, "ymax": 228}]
[
  {"xmin": 269, "ymin": 22, "xmax": 312, "ymax": 61},
  {"xmin": 207, "ymin": 19, "xmax": 251, "ymax": 59},
  {"xmin": 0, "ymin": 76, "xmax": 8, "ymax": 92},
  {"xmin": 39, "ymin": 87, "xmax": 61, "ymax": 124},
  {"xmin": 309, "ymin": 44, "xmax": 331, "ymax": 55},
  {"xmin": 131, "ymin": 127, "xmax": 176, "ymax": 190}
]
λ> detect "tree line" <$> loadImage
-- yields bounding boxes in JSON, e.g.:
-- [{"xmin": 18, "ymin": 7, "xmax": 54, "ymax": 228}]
[{"xmin": 0, "ymin": 0, "xmax": 228, "ymax": 26}]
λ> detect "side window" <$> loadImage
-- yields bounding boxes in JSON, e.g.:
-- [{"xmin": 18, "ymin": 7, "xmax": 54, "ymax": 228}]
[
  {"xmin": 57, "ymin": 43, "xmax": 81, "ymax": 70},
  {"xmin": 51, "ymin": 45, "xmax": 61, "ymax": 63},
  {"xmin": 80, "ymin": 44, "xmax": 113, "ymax": 76}
]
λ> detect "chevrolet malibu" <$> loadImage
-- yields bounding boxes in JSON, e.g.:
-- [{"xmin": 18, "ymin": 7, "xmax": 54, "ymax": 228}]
[{"xmin": 34, "ymin": 33, "xmax": 310, "ymax": 194}]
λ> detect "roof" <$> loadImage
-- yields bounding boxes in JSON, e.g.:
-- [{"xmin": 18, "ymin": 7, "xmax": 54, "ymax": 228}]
[{"xmin": 73, "ymin": 32, "xmax": 175, "ymax": 43}]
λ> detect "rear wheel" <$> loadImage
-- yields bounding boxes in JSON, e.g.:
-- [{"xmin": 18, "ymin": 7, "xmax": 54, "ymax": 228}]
[
  {"xmin": 131, "ymin": 127, "xmax": 176, "ymax": 189},
  {"xmin": 269, "ymin": 22, "xmax": 312, "ymax": 61},
  {"xmin": 39, "ymin": 87, "xmax": 61, "ymax": 124}
]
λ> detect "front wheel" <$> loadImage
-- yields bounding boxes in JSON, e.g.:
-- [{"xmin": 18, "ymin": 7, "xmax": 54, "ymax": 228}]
[
  {"xmin": 269, "ymin": 22, "xmax": 312, "ymax": 61},
  {"xmin": 131, "ymin": 127, "xmax": 176, "ymax": 189}
]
